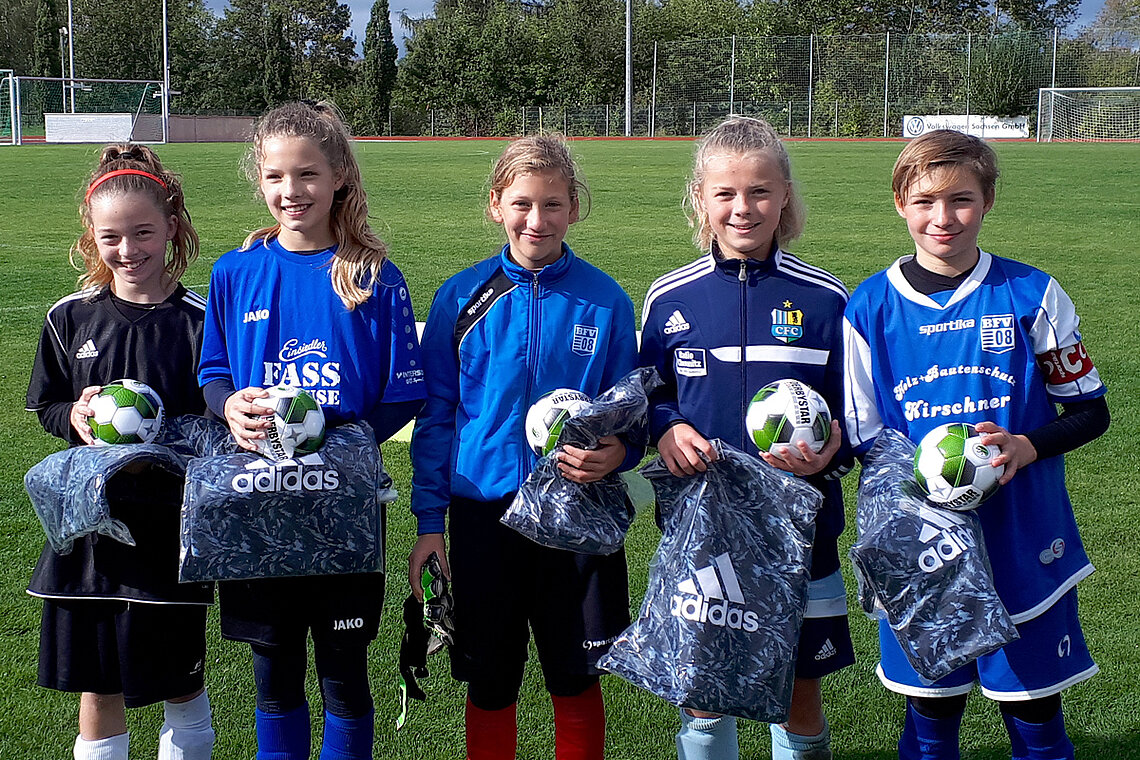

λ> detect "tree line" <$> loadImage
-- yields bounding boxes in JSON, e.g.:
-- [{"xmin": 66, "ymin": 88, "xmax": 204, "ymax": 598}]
[{"xmin": 3, "ymin": 0, "xmax": 1137, "ymax": 135}]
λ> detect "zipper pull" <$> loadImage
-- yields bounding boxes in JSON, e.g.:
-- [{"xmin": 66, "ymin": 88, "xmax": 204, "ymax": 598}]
[{"xmin": 738, "ymin": 260, "xmax": 747, "ymax": 282}]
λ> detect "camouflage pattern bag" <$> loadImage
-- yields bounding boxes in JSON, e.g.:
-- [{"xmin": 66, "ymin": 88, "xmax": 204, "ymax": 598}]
[
  {"xmin": 179, "ymin": 420, "xmax": 395, "ymax": 582},
  {"xmin": 501, "ymin": 368, "xmax": 660, "ymax": 555},
  {"xmin": 599, "ymin": 440, "xmax": 822, "ymax": 722},
  {"xmin": 849, "ymin": 428, "xmax": 1019, "ymax": 682}
]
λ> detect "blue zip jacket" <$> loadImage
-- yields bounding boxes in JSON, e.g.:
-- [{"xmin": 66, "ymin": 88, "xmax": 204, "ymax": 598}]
[
  {"xmin": 639, "ymin": 246, "xmax": 852, "ymax": 568},
  {"xmin": 411, "ymin": 244, "xmax": 639, "ymax": 535}
]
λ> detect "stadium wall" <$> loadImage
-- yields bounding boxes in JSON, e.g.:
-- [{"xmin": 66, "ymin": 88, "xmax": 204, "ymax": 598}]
[{"xmin": 169, "ymin": 115, "xmax": 254, "ymax": 143}]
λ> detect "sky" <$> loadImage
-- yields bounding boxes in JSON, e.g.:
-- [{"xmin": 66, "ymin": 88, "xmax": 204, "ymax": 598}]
[{"xmin": 205, "ymin": 0, "xmax": 1109, "ymax": 58}]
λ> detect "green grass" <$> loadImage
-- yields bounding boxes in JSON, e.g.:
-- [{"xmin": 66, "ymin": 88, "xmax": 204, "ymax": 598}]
[{"xmin": 2, "ymin": 139, "xmax": 1139, "ymax": 758}]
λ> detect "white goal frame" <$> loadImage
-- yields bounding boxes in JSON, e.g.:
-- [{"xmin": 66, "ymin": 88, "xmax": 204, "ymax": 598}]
[
  {"xmin": 1, "ymin": 70, "xmax": 15, "ymax": 145},
  {"xmin": 1037, "ymin": 87, "xmax": 1140, "ymax": 142},
  {"xmin": 11, "ymin": 76, "xmax": 167, "ymax": 145}
]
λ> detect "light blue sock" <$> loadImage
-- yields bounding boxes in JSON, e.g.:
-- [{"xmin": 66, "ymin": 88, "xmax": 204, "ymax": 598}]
[
  {"xmin": 770, "ymin": 720, "xmax": 832, "ymax": 760},
  {"xmin": 676, "ymin": 709, "xmax": 738, "ymax": 760},
  {"xmin": 255, "ymin": 704, "xmax": 311, "ymax": 760},
  {"xmin": 898, "ymin": 702, "xmax": 962, "ymax": 760},
  {"xmin": 1002, "ymin": 710, "xmax": 1075, "ymax": 760},
  {"xmin": 319, "ymin": 711, "xmax": 374, "ymax": 760}
]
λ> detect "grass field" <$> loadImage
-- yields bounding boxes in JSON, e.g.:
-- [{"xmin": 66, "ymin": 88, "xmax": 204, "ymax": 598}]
[{"xmin": 1, "ymin": 138, "xmax": 1138, "ymax": 759}]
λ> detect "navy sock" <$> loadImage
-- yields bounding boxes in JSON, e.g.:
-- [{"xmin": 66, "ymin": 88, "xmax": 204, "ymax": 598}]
[
  {"xmin": 898, "ymin": 700, "xmax": 962, "ymax": 760},
  {"xmin": 255, "ymin": 704, "xmax": 311, "ymax": 760},
  {"xmin": 319, "ymin": 711, "xmax": 374, "ymax": 760},
  {"xmin": 1002, "ymin": 710, "xmax": 1075, "ymax": 760}
]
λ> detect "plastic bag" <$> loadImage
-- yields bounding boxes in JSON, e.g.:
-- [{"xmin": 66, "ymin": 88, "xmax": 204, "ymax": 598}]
[
  {"xmin": 599, "ymin": 440, "xmax": 822, "ymax": 722},
  {"xmin": 24, "ymin": 442, "xmax": 189, "ymax": 554},
  {"xmin": 500, "ymin": 367, "xmax": 661, "ymax": 555},
  {"xmin": 849, "ymin": 428, "xmax": 1019, "ymax": 682},
  {"xmin": 179, "ymin": 419, "xmax": 396, "ymax": 582}
]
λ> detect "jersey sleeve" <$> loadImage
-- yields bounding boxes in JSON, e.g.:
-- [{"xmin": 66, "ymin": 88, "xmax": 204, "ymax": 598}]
[
  {"xmin": 26, "ymin": 312, "xmax": 82, "ymax": 443},
  {"xmin": 843, "ymin": 311, "xmax": 883, "ymax": 455},
  {"xmin": 817, "ymin": 299, "xmax": 854, "ymax": 480},
  {"xmin": 378, "ymin": 262, "xmax": 427, "ymax": 405},
  {"xmin": 638, "ymin": 297, "xmax": 687, "ymax": 443},
  {"xmin": 197, "ymin": 262, "xmax": 235, "ymax": 388},
  {"xmin": 409, "ymin": 286, "xmax": 462, "ymax": 535},
  {"xmin": 1027, "ymin": 277, "xmax": 1105, "ymax": 403}
]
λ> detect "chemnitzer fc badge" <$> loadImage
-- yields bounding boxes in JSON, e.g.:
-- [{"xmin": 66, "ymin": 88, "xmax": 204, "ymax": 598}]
[{"xmin": 771, "ymin": 301, "xmax": 803, "ymax": 344}]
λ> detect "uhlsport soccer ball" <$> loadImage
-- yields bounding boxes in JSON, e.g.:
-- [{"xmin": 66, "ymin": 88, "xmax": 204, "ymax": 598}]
[
  {"xmin": 256, "ymin": 384, "xmax": 326, "ymax": 462},
  {"xmin": 87, "ymin": 379, "xmax": 164, "ymax": 445},
  {"xmin": 745, "ymin": 378, "xmax": 831, "ymax": 458},
  {"xmin": 914, "ymin": 422, "xmax": 1004, "ymax": 510},
  {"xmin": 524, "ymin": 388, "xmax": 591, "ymax": 456}
]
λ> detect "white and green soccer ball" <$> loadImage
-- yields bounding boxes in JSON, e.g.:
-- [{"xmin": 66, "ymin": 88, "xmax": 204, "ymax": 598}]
[
  {"xmin": 914, "ymin": 422, "xmax": 1004, "ymax": 510},
  {"xmin": 87, "ymin": 379, "xmax": 164, "ymax": 445},
  {"xmin": 524, "ymin": 388, "xmax": 591, "ymax": 457},
  {"xmin": 745, "ymin": 378, "xmax": 831, "ymax": 458},
  {"xmin": 256, "ymin": 384, "xmax": 326, "ymax": 462}
]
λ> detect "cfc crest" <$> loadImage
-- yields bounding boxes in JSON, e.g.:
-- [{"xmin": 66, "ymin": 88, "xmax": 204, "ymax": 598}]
[{"xmin": 771, "ymin": 302, "xmax": 803, "ymax": 344}]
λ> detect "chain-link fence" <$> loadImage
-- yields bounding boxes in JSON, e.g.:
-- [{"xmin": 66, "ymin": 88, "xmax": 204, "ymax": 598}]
[{"xmin": 8, "ymin": 77, "xmax": 165, "ymax": 144}]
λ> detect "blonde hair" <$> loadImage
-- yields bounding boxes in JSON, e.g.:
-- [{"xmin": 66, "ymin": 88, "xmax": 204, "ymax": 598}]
[
  {"xmin": 685, "ymin": 116, "xmax": 805, "ymax": 252},
  {"xmin": 74, "ymin": 143, "xmax": 198, "ymax": 291},
  {"xmin": 488, "ymin": 134, "xmax": 589, "ymax": 219},
  {"xmin": 244, "ymin": 100, "xmax": 387, "ymax": 310},
  {"xmin": 892, "ymin": 129, "xmax": 999, "ymax": 205}
]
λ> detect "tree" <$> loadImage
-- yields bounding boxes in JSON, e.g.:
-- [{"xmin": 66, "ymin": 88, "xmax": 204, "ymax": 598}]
[
  {"xmin": 32, "ymin": 0, "xmax": 61, "ymax": 78},
  {"xmin": 360, "ymin": 0, "xmax": 398, "ymax": 134},
  {"xmin": 264, "ymin": 5, "xmax": 292, "ymax": 106},
  {"xmin": 1, "ymin": 0, "xmax": 40, "ymax": 73},
  {"xmin": 1086, "ymin": 0, "xmax": 1140, "ymax": 48}
]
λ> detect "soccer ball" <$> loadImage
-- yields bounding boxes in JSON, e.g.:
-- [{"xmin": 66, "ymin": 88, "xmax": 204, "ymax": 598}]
[
  {"xmin": 914, "ymin": 422, "xmax": 1004, "ymax": 510},
  {"xmin": 87, "ymin": 379, "xmax": 164, "ymax": 445},
  {"xmin": 745, "ymin": 379, "xmax": 831, "ymax": 458},
  {"xmin": 256, "ymin": 384, "xmax": 326, "ymax": 462},
  {"xmin": 524, "ymin": 388, "xmax": 591, "ymax": 456}
]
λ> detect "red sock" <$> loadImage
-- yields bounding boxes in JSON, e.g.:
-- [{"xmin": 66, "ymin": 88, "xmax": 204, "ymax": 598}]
[
  {"xmin": 466, "ymin": 698, "xmax": 517, "ymax": 760},
  {"xmin": 551, "ymin": 681, "xmax": 605, "ymax": 760}
]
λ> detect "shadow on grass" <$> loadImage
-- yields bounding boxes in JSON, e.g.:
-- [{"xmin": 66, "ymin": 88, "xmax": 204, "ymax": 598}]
[{"xmin": 830, "ymin": 729, "xmax": 1140, "ymax": 760}]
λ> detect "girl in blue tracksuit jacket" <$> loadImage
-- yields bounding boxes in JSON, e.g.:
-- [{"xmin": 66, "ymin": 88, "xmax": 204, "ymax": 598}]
[
  {"xmin": 639, "ymin": 116, "xmax": 854, "ymax": 760},
  {"xmin": 409, "ymin": 135, "xmax": 639, "ymax": 760}
]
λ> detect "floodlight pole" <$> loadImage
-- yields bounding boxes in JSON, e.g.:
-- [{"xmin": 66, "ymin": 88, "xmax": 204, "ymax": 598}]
[
  {"xmin": 162, "ymin": 0, "xmax": 170, "ymax": 142},
  {"xmin": 66, "ymin": 0, "xmax": 75, "ymax": 112},
  {"xmin": 624, "ymin": 0, "xmax": 631, "ymax": 137}
]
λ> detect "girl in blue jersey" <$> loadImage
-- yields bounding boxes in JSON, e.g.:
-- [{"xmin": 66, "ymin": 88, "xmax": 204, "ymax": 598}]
[
  {"xmin": 843, "ymin": 130, "xmax": 1109, "ymax": 760},
  {"xmin": 26, "ymin": 145, "xmax": 215, "ymax": 760},
  {"xmin": 409, "ymin": 135, "xmax": 639, "ymax": 760},
  {"xmin": 638, "ymin": 116, "xmax": 854, "ymax": 760},
  {"xmin": 198, "ymin": 101, "xmax": 426, "ymax": 760}
]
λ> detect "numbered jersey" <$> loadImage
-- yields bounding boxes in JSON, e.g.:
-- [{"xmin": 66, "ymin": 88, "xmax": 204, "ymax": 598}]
[{"xmin": 844, "ymin": 251, "xmax": 1105, "ymax": 621}]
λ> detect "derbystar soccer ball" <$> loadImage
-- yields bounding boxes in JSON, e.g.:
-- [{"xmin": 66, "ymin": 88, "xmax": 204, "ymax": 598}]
[
  {"xmin": 745, "ymin": 378, "xmax": 831, "ymax": 458},
  {"xmin": 256, "ymin": 384, "xmax": 326, "ymax": 462},
  {"xmin": 524, "ymin": 388, "xmax": 591, "ymax": 456},
  {"xmin": 87, "ymin": 379, "xmax": 164, "ymax": 445},
  {"xmin": 914, "ymin": 422, "xmax": 1004, "ymax": 510}
]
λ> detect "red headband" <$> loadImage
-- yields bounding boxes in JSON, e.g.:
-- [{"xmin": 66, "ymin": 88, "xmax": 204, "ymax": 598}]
[{"xmin": 85, "ymin": 169, "xmax": 169, "ymax": 204}]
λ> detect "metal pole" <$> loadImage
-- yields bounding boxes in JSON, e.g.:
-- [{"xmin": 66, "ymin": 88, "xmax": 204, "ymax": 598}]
[
  {"xmin": 1051, "ymin": 27, "xmax": 1058, "ymax": 88},
  {"xmin": 882, "ymin": 32, "xmax": 890, "ymax": 137},
  {"xmin": 651, "ymin": 41, "xmax": 657, "ymax": 137},
  {"xmin": 807, "ymin": 34, "xmax": 814, "ymax": 138},
  {"xmin": 162, "ymin": 0, "xmax": 170, "ymax": 142},
  {"xmin": 67, "ymin": 0, "xmax": 75, "ymax": 113},
  {"xmin": 624, "ymin": 0, "xmax": 632, "ymax": 136},
  {"xmin": 729, "ymin": 35, "xmax": 736, "ymax": 115},
  {"xmin": 966, "ymin": 32, "xmax": 971, "ymax": 135},
  {"xmin": 13, "ymin": 75, "xmax": 22, "ymax": 144}
]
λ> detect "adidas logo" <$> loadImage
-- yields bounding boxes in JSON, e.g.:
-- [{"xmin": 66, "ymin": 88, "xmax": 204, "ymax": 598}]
[
  {"xmin": 670, "ymin": 553, "xmax": 760, "ymax": 633},
  {"xmin": 814, "ymin": 638, "xmax": 838, "ymax": 661},
  {"xmin": 230, "ymin": 453, "xmax": 340, "ymax": 494},
  {"xmin": 75, "ymin": 339, "xmax": 99, "ymax": 359},
  {"xmin": 916, "ymin": 507, "xmax": 975, "ymax": 574},
  {"xmin": 663, "ymin": 309, "xmax": 691, "ymax": 335}
]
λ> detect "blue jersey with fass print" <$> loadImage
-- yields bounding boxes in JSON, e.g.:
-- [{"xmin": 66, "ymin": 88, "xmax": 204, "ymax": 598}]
[
  {"xmin": 198, "ymin": 237, "xmax": 425, "ymax": 426},
  {"xmin": 844, "ymin": 251, "xmax": 1106, "ymax": 622}
]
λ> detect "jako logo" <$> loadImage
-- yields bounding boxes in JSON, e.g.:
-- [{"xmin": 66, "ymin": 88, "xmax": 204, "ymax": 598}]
[
  {"xmin": 231, "ymin": 455, "xmax": 340, "ymax": 494},
  {"xmin": 243, "ymin": 308, "xmax": 270, "ymax": 323},
  {"xmin": 670, "ymin": 553, "xmax": 760, "ymax": 633},
  {"xmin": 916, "ymin": 509, "xmax": 975, "ymax": 573},
  {"xmin": 333, "ymin": 618, "xmax": 365, "ymax": 631}
]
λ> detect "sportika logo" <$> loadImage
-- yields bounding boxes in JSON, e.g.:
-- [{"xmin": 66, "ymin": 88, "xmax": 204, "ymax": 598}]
[
  {"xmin": 231, "ymin": 453, "xmax": 340, "ymax": 494},
  {"xmin": 663, "ymin": 310, "xmax": 691, "ymax": 335},
  {"xmin": 916, "ymin": 507, "xmax": 975, "ymax": 573},
  {"xmin": 670, "ymin": 553, "xmax": 760, "ymax": 633}
]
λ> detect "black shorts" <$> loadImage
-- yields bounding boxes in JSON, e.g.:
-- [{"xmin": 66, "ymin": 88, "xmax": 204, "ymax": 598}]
[
  {"xmin": 447, "ymin": 496, "xmax": 631, "ymax": 687},
  {"xmin": 37, "ymin": 597, "xmax": 207, "ymax": 708},
  {"xmin": 218, "ymin": 572, "xmax": 384, "ymax": 649}
]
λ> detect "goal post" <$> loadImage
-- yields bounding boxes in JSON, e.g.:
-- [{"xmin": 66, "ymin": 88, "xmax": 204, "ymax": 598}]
[
  {"xmin": 13, "ymin": 77, "xmax": 167, "ymax": 145},
  {"xmin": 0, "ymin": 70, "xmax": 14, "ymax": 145},
  {"xmin": 1037, "ymin": 87, "xmax": 1140, "ymax": 142}
]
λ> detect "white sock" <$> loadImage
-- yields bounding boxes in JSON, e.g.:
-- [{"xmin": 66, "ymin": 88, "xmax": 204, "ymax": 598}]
[
  {"xmin": 73, "ymin": 732, "xmax": 129, "ymax": 760},
  {"xmin": 158, "ymin": 691, "xmax": 216, "ymax": 760}
]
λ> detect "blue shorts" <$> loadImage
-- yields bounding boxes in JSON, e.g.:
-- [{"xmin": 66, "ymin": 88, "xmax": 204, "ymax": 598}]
[
  {"xmin": 798, "ymin": 569, "xmax": 855, "ymax": 679},
  {"xmin": 877, "ymin": 588, "xmax": 1097, "ymax": 701}
]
